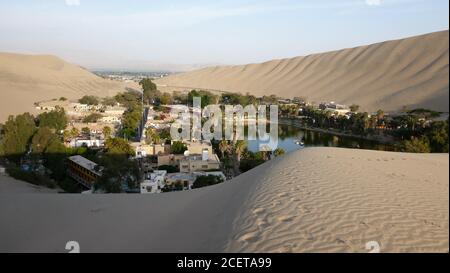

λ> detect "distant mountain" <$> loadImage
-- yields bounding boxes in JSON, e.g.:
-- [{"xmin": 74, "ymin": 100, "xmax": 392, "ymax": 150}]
[
  {"xmin": 0, "ymin": 53, "xmax": 139, "ymax": 121},
  {"xmin": 156, "ymin": 30, "xmax": 449, "ymax": 112}
]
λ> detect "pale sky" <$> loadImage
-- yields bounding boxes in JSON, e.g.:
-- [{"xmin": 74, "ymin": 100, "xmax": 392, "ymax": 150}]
[{"xmin": 0, "ymin": 0, "xmax": 448, "ymax": 71}]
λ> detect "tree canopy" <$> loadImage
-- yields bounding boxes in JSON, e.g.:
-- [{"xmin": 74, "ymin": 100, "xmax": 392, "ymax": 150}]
[
  {"xmin": 0, "ymin": 113, "xmax": 36, "ymax": 162},
  {"xmin": 79, "ymin": 95, "xmax": 99, "ymax": 105},
  {"xmin": 83, "ymin": 113, "xmax": 103, "ymax": 123},
  {"xmin": 171, "ymin": 141, "xmax": 187, "ymax": 154},
  {"xmin": 192, "ymin": 175, "xmax": 223, "ymax": 189},
  {"xmin": 37, "ymin": 107, "xmax": 68, "ymax": 132}
]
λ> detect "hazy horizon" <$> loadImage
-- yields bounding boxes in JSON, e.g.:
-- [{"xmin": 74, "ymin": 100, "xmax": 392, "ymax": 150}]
[{"xmin": 0, "ymin": 0, "xmax": 448, "ymax": 71}]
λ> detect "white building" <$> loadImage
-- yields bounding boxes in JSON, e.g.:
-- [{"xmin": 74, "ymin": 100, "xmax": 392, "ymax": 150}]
[
  {"xmin": 104, "ymin": 106, "xmax": 126, "ymax": 116},
  {"xmin": 69, "ymin": 138, "xmax": 104, "ymax": 148},
  {"xmin": 140, "ymin": 170, "xmax": 167, "ymax": 194},
  {"xmin": 319, "ymin": 102, "xmax": 351, "ymax": 116},
  {"xmin": 179, "ymin": 152, "xmax": 221, "ymax": 173},
  {"xmin": 100, "ymin": 116, "xmax": 121, "ymax": 124}
]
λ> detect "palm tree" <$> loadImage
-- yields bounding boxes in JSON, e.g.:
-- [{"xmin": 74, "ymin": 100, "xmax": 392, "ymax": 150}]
[
  {"xmin": 63, "ymin": 130, "xmax": 71, "ymax": 142},
  {"xmin": 218, "ymin": 139, "xmax": 229, "ymax": 159},
  {"xmin": 273, "ymin": 148, "xmax": 286, "ymax": 157},
  {"xmin": 350, "ymin": 104, "xmax": 360, "ymax": 113},
  {"xmin": 103, "ymin": 126, "xmax": 112, "ymax": 139},
  {"xmin": 233, "ymin": 140, "xmax": 246, "ymax": 175},
  {"xmin": 70, "ymin": 127, "xmax": 79, "ymax": 138},
  {"xmin": 376, "ymin": 109, "xmax": 385, "ymax": 121}
]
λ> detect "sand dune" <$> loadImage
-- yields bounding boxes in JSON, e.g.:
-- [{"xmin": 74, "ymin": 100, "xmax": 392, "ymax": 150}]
[
  {"xmin": 156, "ymin": 31, "xmax": 449, "ymax": 113},
  {"xmin": 0, "ymin": 173, "xmax": 59, "ymax": 194},
  {"xmin": 0, "ymin": 53, "xmax": 139, "ymax": 122},
  {"xmin": 0, "ymin": 147, "xmax": 448, "ymax": 253}
]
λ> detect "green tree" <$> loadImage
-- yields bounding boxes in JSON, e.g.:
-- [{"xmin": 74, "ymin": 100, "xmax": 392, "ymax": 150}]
[
  {"xmin": 160, "ymin": 92, "xmax": 173, "ymax": 105},
  {"xmin": 188, "ymin": 90, "xmax": 218, "ymax": 107},
  {"xmin": 95, "ymin": 140, "xmax": 141, "ymax": 193},
  {"xmin": 145, "ymin": 129, "xmax": 161, "ymax": 144},
  {"xmin": 140, "ymin": 78, "xmax": 162, "ymax": 105},
  {"xmin": 102, "ymin": 126, "xmax": 112, "ymax": 139},
  {"xmin": 376, "ymin": 109, "xmax": 385, "ymax": 121},
  {"xmin": 218, "ymin": 139, "xmax": 230, "ymax": 159},
  {"xmin": 350, "ymin": 104, "xmax": 360, "ymax": 113},
  {"xmin": 43, "ymin": 138, "xmax": 68, "ymax": 181},
  {"xmin": 139, "ymin": 78, "xmax": 157, "ymax": 92},
  {"xmin": 81, "ymin": 127, "xmax": 91, "ymax": 136},
  {"xmin": 105, "ymin": 138, "xmax": 134, "ymax": 156},
  {"xmin": 233, "ymin": 140, "xmax": 246, "ymax": 175},
  {"xmin": 79, "ymin": 95, "xmax": 99, "ymax": 105},
  {"xmin": 37, "ymin": 107, "xmax": 68, "ymax": 132},
  {"xmin": 121, "ymin": 104, "xmax": 143, "ymax": 138},
  {"xmin": 83, "ymin": 113, "xmax": 103, "ymax": 123},
  {"xmin": 0, "ymin": 113, "xmax": 36, "ymax": 162},
  {"xmin": 102, "ymin": 96, "xmax": 117, "ymax": 106},
  {"xmin": 273, "ymin": 148, "xmax": 286, "ymax": 157},
  {"xmin": 171, "ymin": 141, "xmax": 187, "ymax": 154},
  {"xmin": 400, "ymin": 137, "xmax": 431, "ymax": 153},
  {"xmin": 31, "ymin": 127, "xmax": 56, "ymax": 154},
  {"xmin": 192, "ymin": 175, "xmax": 223, "ymax": 189},
  {"xmin": 70, "ymin": 127, "xmax": 79, "ymax": 138},
  {"xmin": 426, "ymin": 120, "xmax": 449, "ymax": 153}
]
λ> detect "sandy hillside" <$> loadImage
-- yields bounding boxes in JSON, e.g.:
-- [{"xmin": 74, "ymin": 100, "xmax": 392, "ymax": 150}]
[
  {"xmin": 157, "ymin": 30, "xmax": 449, "ymax": 113},
  {"xmin": 0, "ymin": 147, "xmax": 448, "ymax": 253},
  {"xmin": 0, "ymin": 53, "xmax": 139, "ymax": 122},
  {"xmin": 0, "ymin": 173, "xmax": 59, "ymax": 194}
]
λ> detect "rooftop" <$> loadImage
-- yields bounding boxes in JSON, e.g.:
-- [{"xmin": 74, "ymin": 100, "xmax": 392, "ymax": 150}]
[{"xmin": 68, "ymin": 155, "xmax": 101, "ymax": 175}]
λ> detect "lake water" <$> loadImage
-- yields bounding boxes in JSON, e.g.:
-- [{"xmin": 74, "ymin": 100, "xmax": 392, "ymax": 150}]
[{"xmin": 247, "ymin": 124, "xmax": 393, "ymax": 154}]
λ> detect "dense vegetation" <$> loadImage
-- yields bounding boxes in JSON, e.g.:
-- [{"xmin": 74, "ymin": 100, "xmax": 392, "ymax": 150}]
[
  {"xmin": 171, "ymin": 141, "xmax": 187, "ymax": 154},
  {"xmin": 0, "ymin": 111, "xmax": 81, "ymax": 192},
  {"xmin": 83, "ymin": 113, "xmax": 103, "ymax": 123},
  {"xmin": 299, "ymin": 106, "xmax": 449, "ymax": 153},
  {"xmin": 78, "ymin": 95, "xmax": 100, "ymax": 105},
  {"xmin": 0, "ymin": 108, "xmax": 140, "ymax": 193},
  {"xmin": 113, "ymin": 91, "xmax": 143, "ymax": 138},
  {"xmin": 192, "ymin": 175, "xmax": 223, "ymax": 189},
  {"xmin": 94, "ymin": 138, "xmax": 140, "ymax": 193},
  {"xmin": 139, "ymin": 78, "xmax": 173, "ymax": 106},
  {"xmin": 399, "ymin": 120, "xmax": 449, "ymax": 153},
  {"xmin": 37, "ymin": 107, "xmax": 68, "ymax": 132}
]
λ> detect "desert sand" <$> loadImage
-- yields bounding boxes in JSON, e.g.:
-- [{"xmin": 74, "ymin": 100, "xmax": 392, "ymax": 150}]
[
  {"xmin": 0, "ymin": 147, "xmax": 448, "ymax": 253},
  {"xmin": 0, "ymin": 173, "xmax": 59, "ymax": 194},
  {"xmin": 0, "ymin": 53, "xmax": 139, "ymax": 122},
  {"xmin": 156, "ymin": 30, "xmax": 449, "ymax": 113}
]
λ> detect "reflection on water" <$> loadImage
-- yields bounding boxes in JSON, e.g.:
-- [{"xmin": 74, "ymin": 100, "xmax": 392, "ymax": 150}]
[{"xmin": 247, "ymin": 125, "xmax": 393, "ymax": 154}]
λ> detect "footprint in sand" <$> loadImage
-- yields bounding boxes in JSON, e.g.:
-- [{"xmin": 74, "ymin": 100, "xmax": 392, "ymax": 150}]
[
  {"xmin": 278, "ymin": 192, "xmax": 289, "ymax": 198},
  {"xmin": 253, "ymin": 208, "xmax": 266, "ymax": 215},
  {"xmin": 239, "ymin": 231, "xmax": 260, "ymax": 243},
  {"xmin": 298, "ymin": 205, "xmax": 310, "ymax": 213},
  {"xmin": 275, "ymin": 245, "xmax": 293, "ymax": 253},
  {"xmin": 272, "ymin": 201, "xmax": 282, "ymax": 207},
  {"xmin": 359, "ymin": 221, "xmax": 370, "ymax": 228},
  {"xmin": 257, "ymin": 219, "xmax": 270, "ymax": 228},
  {"xmin": 278, "ymin": 215, "xmax": 294, "ymax": 222}
]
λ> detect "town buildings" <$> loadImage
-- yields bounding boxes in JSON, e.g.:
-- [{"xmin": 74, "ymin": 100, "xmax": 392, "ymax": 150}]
[
  {"xmin": 67, "ymin": 155, "xmax": 102, "ymax": 189},
  {"xmin": 179, "ymin": 153, "xmax": 221, "ymax": 173},
  {"xmin": 140, "ymin": 170, "xmax": 167, "ymax": 194},
  {"xmin": 319, "ymin": 102, "xmax": 352, "ymax": 117}
]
